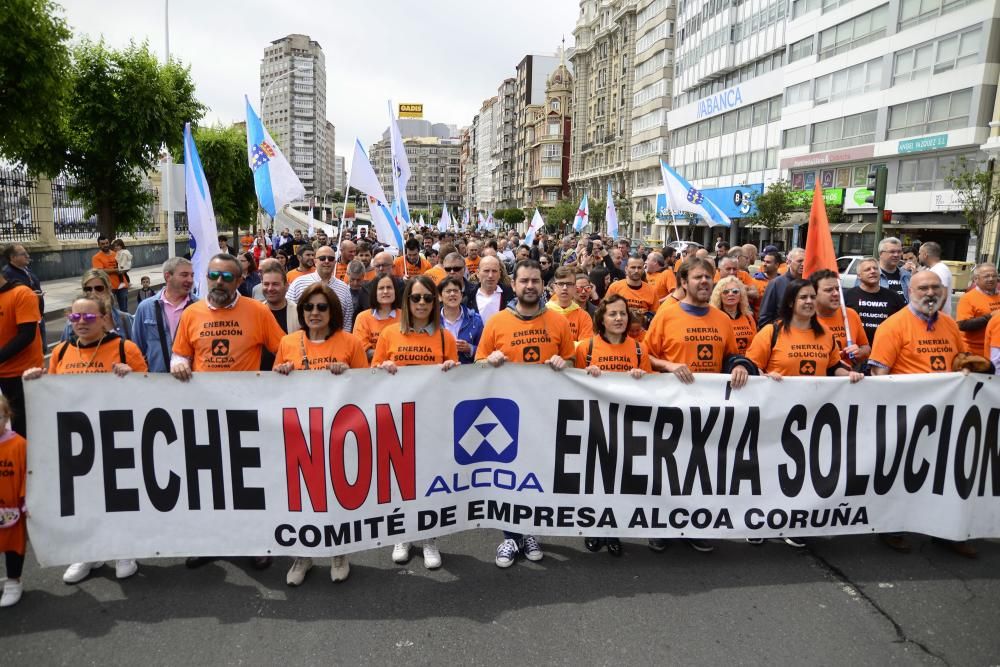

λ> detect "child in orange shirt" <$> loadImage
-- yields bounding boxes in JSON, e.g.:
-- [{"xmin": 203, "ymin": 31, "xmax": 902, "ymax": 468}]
[{"xmin": 0, "ymin": 396, "xmax": 27, "ymax": 607}]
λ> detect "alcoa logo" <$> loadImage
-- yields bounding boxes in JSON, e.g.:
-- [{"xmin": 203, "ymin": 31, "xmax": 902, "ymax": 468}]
[{"xmin": 453, "ymin": 398, "xmax": 519, "ymax": 465}]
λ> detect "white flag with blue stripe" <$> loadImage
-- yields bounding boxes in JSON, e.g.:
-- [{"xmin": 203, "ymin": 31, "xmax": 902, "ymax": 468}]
[
  {"xmin": 660, "ymin": 159, "xmax": 731, "ymax": 227},
  {"xmin": 183, "ymin": 123, "xmax": 219, "ymax": 299},
  {"xmin": 438, "ymin": 203, "xmax": 450, "ymax": 233},
  {"xmin": 245, "ymin": 96, "xmax": 305, "ymax": 218},
  {"xmin": 388, "ymin": 101, "xmax": 412, "ymax": 228},
  {"xmin": 606, "ymin": 183, "xmax": 619, "ymax": 240},
  {"xmin": 524, "ymin": 208, "xmax": 544, "ymax": 246},
  {"xmin": 350, "ymin": 139, "xmax": 404, "ymax": 253},
  {"xmin": 573, "ymin": 194, "xmax": 589, "ymax": 232}
]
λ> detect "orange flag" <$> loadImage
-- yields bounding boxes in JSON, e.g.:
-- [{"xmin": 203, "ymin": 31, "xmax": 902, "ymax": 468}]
[{"xmin": 803, "ymin": 179, "xmax": 838, "ymax": 278}]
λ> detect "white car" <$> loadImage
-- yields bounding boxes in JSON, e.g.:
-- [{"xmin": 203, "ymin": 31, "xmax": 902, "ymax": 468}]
[{"xmin": 836, "ymin": 256, "xmax": 866, "ymax": 288}]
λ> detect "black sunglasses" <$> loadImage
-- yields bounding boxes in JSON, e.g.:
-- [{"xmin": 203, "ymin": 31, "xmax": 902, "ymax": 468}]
[
  {"xmin": 316, "ymin": 256, "xmax": 337, "ymax": 262},
  {"xmin": 444, "ymin": 266, "xmax": 464, "ymax": 272},
  {"xmin": 409, "ymin": 293, "xmax": 435, "ymax": 304},
  {"xmin": 302, "ymin": 303, "xmax": 330, "ymax": 312},
  {"xmin": 83, "ymin": 285, "xmax": 107, "ymax": 293},
  {"xmin": 207, "ymin": 270, "xmax": 236, "ymax": 282}
]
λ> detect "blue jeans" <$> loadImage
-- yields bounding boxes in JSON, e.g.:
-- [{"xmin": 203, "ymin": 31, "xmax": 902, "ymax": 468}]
[{"xmin": 115, "ymin": 288, "xmax": 129, "ymax": 313}]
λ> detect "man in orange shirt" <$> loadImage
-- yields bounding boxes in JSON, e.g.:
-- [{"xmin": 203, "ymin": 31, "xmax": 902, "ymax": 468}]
[
  {"xmin": 286, "ymin": 245, "xmax": 316, "ymax": 284},
  {"xmin": 334, "ymin": 240, "xmax": 356, "ymax": 282},
  {"xmin": 644, "ymin": 251, "xmax": 676, "ymax": 304},
  {"xmin": 606, "ymin": 257, "xmax": 657, "ymax": 319},
  {"xmin": 91, "ymin": 235, "xmax": 122, "ymax": 290},
  {"xmin": 955, "ymin": 263, "xmax": 1000, "ymax": 357},
  {"xmin": 465, "ymin": 241, "xmax": 482, "ymax": 279},
  {"xmin": 811, "ymin": 269, "xmax": 870, "ymax": 367},
  {"xmin": 0, "ymin": 272, "xmax": 43, "ymax": 436},
  {"xmin": 393, "ymin": 239, "xmax": 432, "ymax": 277},
  {"xmin": 545, "ymin": 266, "xmax": 594, "ymax": 342},
  {"xmin": 477, "ymin": 259, "xmax": 574, "ymax": 568}
]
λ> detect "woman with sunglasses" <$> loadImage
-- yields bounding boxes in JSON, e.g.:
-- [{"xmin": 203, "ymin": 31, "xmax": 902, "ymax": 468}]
[
  {"xmin": 61, "ymin": 269, "xmax": 134, "ymax": 342},
  {"xmin": 273, "ymin": 282, "xmax": 367, "ymax": 587},
  {"xmin": 237, "ymin": 252, "xmax": 262, "ymax": 298},
  {"xmin": 710, "ymin": 276, "xmax": 757, "ymax": 353},
  {"xmin": 23, "ymin": 295, "xmax": 147, "ymax": 584},
  {"xmin": 575, "ymin": 294, "xmax": 652, "ymax": 557},
  {"xmin": 353, "ymin": 275, "xmax": 401, "ymax": 362},
  {"xmin": 372, "ymin": 276, "xmax": 459, "ymax": 570},
  {"xmin": 437, "ymin": 276, "xmax": 483, "ymax": 364}
]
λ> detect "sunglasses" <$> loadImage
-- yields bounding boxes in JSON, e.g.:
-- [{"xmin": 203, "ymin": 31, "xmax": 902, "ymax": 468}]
[
  {"xmin": 302, "ymin": 302, "xmax": 330, "ymax": 312},
  {"xmin": 444, "ymin": 266, "xmax": 464, "ymax": 273},
  {"xmin": 83, "ymin": 284, "xmax": 107, "ymax": 293},
  {"xmin": 409, "ymin": 293, "xmax": 435, "ymax": 304},
  {"xmin": 68, "ymin": 312, "xmax": 99, "ymax": 323},
  {"xmin": 207, "ymin": 270, "xmax": 236, "ymax": 282},
  {"xmin": 316, "ymin": 256, "xmax": 337, "ymax": 262},
  {"xmin": 722, "ymin": 288, "xmax": 742, "ymax": 295}
]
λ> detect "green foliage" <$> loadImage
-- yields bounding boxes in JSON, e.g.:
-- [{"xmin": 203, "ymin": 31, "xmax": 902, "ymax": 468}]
[
  {"xmin": 945, "ymin": 156, "xmax": 1000, "ymax": 258},
  {"xmin": 494, "ymin": 208, "xmax": 525, "ymax": 226},
  {"xmin": 64, "ymin": 39, "xmax": 205, "ymax": 236},
  {"xmin": 0, "ymin": 0, "xmax": 73, "ymax": 174},
  {"xmin": 193, "ymin": 124, "xmax": 257, "ymax": 235},
  {"xmin": 541, "ymin": 198, "xmax": 578, "ymax": 232},
  {"xmin": 745, "ymin": 180, "xmax": 793, "ymax": 237},
  {"xmin": 825, "ymin": 201, "xmax": 846, "ymax": 228}
]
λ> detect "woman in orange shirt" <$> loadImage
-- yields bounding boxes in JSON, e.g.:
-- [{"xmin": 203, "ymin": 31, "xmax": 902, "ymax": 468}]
[
  {"xmin": 372, "ymin": 275, "xmax": 458, "ymax": 570},
  {"xmin": 273, "ymin": 282, "xmax": 367, "ymax": 587},
  {"xmin": 711, "ymin": 276, "xmax": 757, "ymax": 354},
  {"xmin": 23, "ymin": 295, "xmax": 147, "ymax": 583},
  {"xmin": 575, "ymin": 294, "xmax": 652, "ymax": 558},
  {"xmin": 352, "ymin": 275, "xmax": 401, "ymax": 362},
  {"xmin": 0, "ymin": 396, "xmax": 27, "ymax": 607}
]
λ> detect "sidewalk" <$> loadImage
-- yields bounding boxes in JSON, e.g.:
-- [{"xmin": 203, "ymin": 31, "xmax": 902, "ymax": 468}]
[{"xmin": 41, "ymin": 264, "xmax": 165, "ymax": 320}]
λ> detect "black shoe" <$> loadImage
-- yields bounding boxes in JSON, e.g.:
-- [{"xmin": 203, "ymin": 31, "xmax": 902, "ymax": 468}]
[
  {"xmin": 251, "ymin": 556, "xmax": 273, "ymax": 570},
  {"xmin": 185, "ymin": 556, "xmax": 215, "ymax": 569},
  {"xmin": 686, "ymin": 539, "xmax": 715, "ymax": 553},
  {"xmin": 647, "ymin": 538, "xmax": 668, "ymax": 552},
  {"xmin": 606, "ymin": 538, "xmax": 623, "ymax": 557},
  {"xmin": 584, "ymin": 537, "xmax": 604, "ymax": 552}
]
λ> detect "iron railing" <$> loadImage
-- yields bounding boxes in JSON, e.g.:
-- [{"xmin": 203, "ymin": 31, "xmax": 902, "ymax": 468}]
[{"xmin": 0, "ymin": 168, "xmax": 41, "ymax": 243}]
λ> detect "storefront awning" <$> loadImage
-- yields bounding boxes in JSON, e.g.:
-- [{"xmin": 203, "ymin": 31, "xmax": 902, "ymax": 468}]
[
  {"xmin": 891, "ymin": 222, "xmax": 966, "ymax": 230},
  {"xmin": 830, "ymin": 222, "xmax": 872, "ymax": 233}
]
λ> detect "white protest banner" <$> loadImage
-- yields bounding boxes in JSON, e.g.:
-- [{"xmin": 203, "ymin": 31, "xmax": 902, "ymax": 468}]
[{"xmin": 25, "ymin": 367, "xmax": 1000, "ymax": 566}]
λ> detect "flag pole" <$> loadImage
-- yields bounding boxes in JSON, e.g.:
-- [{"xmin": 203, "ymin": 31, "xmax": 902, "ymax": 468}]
[{"xmin": 334, "ymin": 164, "xmax": 352, "ymax": 262}]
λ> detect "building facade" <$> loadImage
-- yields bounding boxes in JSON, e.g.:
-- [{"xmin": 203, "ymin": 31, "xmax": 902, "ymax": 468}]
[
  {"xmin": 513, "ymin": 54, "xmax": 563, "ymax": 207},
  {"xmin": 259, "ymin": 34, "xmax": 328, "ymax": 198},
  {"xmin": 333, "ymin": 155, "xmax": 345, "ymax": 195},
  {"xmin": 369, "ymin": 125, "xmax": 462, "ymax": 210},
  {"xmin": 523, "ymin": 58, "xmax": 574, "ymax": 208},
  {"xmin": 491, "ymin": 79, "xmax": 517, "ymax": 209},
  {"xmin": 476, "ymin": 96, "xmax": 498, "ymax": 211}
]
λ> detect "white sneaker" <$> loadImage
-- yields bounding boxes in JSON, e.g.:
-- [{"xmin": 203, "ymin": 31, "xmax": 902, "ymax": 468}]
[
  {"xmin": 422, "ymin": 540, "xmax": 442, "ymax": 570},
  {"xmin": 330, "ymin": 555, "xmax": 350, "ymax": 582},
  {"xmin": 286, "ymin": 557, "xmax": 313, "ymax": 587},
  {"xmin": 63, "ymin": 561, "xmax": 102, "ymax": 584},
  {"xmin": 115, "ymin": 559, "xmax": 138, "ymax": 579},
  {"xmin": 1, "ymin": 580, "xmax": 22, "ymax": 607},
  {"xmin": 391, "ymin": 542, "xmax": 410, "ymax": 564}
]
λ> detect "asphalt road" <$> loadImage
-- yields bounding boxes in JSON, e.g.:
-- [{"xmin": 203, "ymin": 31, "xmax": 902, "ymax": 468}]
[{"xmin": 4, "ymin": 533, "xmax": 998, "ymax": 665}]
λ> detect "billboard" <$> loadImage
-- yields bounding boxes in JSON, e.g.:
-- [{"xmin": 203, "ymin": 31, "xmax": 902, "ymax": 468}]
[{"xmin": 398, "ymin": 103, "xmax": 423, "ymax": 119}]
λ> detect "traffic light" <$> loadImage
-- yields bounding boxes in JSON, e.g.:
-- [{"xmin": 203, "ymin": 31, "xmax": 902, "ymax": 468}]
[
  {"xmin": 882, "ymin": 209, "xmax": 893, "ymax": 223},
  {"xmin": 865, "ymin": 166, "xmax": 887, "ymax": 209}
]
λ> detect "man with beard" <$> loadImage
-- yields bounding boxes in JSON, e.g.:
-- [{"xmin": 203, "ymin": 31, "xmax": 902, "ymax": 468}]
[
  {"xmin": 476, "ymin": 259, "xmax": 574, "ymax": 568},
  {"xmin": 869, "ymin": 269, "xmax": 976, "ymax": 557},
  {"xmin": 334, "ymin": 240, "xmax": 357, "ymax": 282},
  {"xmin": 286, "ymin": 245, "xmax": 316, "ymax": 283},
  {"xmin": 956, "ymin": 264, "xmax": 1000, "ymax": 357}
]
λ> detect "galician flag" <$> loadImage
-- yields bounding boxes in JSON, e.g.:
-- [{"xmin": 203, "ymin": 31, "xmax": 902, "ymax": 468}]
[
  {"xmin": 573, "ymin": 194, "xmax": 589, "ymax": 232},
  {"xmin": 606, "ymin": 183, "xmax": 619, "ymax": 240},
  {"xmin": 419, "ymin": 214, "xmax": 426, "ymax": 228},
  {"xmin": 245, "ymin": 96, "xmax": 305, "ymax": 217},
  {"xmin": 388, "ymin": 100, "xmax": 412, "ymax": 228},
  {"xmin": 462, "ymin": 209, "xmax": 469, "ymax": 231},
  {"xmin": 438, "ymin": 203, "xmax": 451, "ymax": 233},
  {"xmin": 524, "ymin": 208, "xmax": 545, "ymax": 246},
  {"xmin": 478, "ymin": 211, "xmax": 487, "ymax": 231},
  {"xmin": 349, "ymin": 139, "xmax": 404, "ymax": 253},
  {"xmin": 660, "ymin": 159, "xmax": 731, "ymax": 227},
  {"xmin": 183, "ymin": 122, "xmax": 219, "ymax": 299}
]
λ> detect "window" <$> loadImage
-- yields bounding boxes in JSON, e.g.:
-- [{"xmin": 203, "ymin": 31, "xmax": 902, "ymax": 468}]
[
  {"xmin": 550, "ymin": 99, "xmax": 560, "ymax": 112},
  {"xmin": 767, "ymin": 148, "xmax": 777, "ymax": 168},
  {"xmin": 634, "ymin": 49, "xmax": 672, "ymax": 81},
  {"xmin": 789, "ymin": 37, "xmax": 814, "ymax": 63},
  {"xmin": 737, "ymin": 107, "xmax": 751, "ymax": 130},
  {"xmin": 635, "ymin": 21, "xmax": 673, "ymax": 53},
  {"xmin": 814, "ymin": 58, "xmax": 882, "ymax": 105},
  {"xmin": 792, "ymin": 0, "xmax": 820, "ymax": 19},
  {"xmin": 898, "ymin": 0, "xmax": 975, "ymax": 31},
  {"xmin": 785, "ymin": 80, "xmax": 812, "ymax": 106},
  {"xmin": 633, "ymin": 79, "xmax": 669, "ymax": 107},
  {"xmin": 783, "ymin": 126, "xmax": 808, "ymax": 148},
  {"xmin": 735, "ymin": 153, "xmax": 749, "ymax": 172},
  {"xmin": 543, "ymin": 144, "xmax": 562, "ymax": 158},
  {"xmin": 769, "ymin": 97, "xmax": 782, "ymax": 122},
  {"xmin": 710, "ymin": 115, "xmax": 723, "ymax": 137},
  {"xmin": 723, "ymin": 111, "xmax": 737, "ymax": 134},
  {"xmin": 897, "ymin": 153, "xmax": 973, "ymax": 191},
  {"xmin": 548, "ymin": 121, "xmax": 560, "ymax": 136},
  {"xmin": 541, "ymin": 164, "xmax": 561, "ymax": 179},
  {"xmin": 752, "ymin": 102, "xmax": 768, "ymax": 126},
  {"xmin": 632, "ymin": 109, "xmax": 665, "ymax": 135},
  {"xmin": 818, "ymin": 5, "xmax": 888, "ymax": 60},
  {"xmin": 636, "ymin": 0, "xmax": 665, "ymax": 28},
  {"xmin": 811, "ymin": 110, "xmax": 877, "ymax": 151},
  {"xmin": 697, "ymin": 121, "xmax": 710, "ymax": 140},
  {"xmin": 892, "ymin": 27, "xmax": 981, "ymax": 83},
  {"xmin": 887, "ymin": 88, "xmax": 972, "ymax": 139},
  {"xmin": 546, "ymin": 191, "xmax": 558, "ymax": 202},
  {"xmin": 721, "ymin": 156, "xmax": 734, "ymax": 174}
]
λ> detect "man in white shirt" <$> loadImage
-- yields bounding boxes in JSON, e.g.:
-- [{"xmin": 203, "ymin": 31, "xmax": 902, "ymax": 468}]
[
  {"xmin": 474, "ymin": 255, "xmax": 512, "ymax": 324},
  {"xmin": 919, "ymin": 242, "xmax": 952, "ymax": 314},
  {"xmin": 286, "ymin": 245, "xmax": 354, "ymax": 331}
]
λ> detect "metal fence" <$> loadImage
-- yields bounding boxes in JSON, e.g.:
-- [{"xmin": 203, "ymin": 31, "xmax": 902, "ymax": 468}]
[
  {"xmin": 52, "ymin": 176, "xmax": 163, "ymax": 241},
  {"xmin": 0, "ymin": 168, "xmax": 42, "ymax": 243}
]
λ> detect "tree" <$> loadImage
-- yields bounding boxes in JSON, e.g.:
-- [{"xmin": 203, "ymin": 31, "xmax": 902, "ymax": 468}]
[
  {"xmin": 825, "ymin": 201, "xmax": 846, "ymax": 228},
  {"xmin": 192, "ymin": 124, "xmax": 257, "ymax": 238},
  {"xmin": 945, "ymin": 156, "xmax": 1000, "ymax": 260},
  {"xmin": 543, "ymin": 198, "xmax": 578, "ymax": 234},
  {"xmin": 63, "ymin": 39, "xmax": 205, "ymax": 237},
  {"xmin": 0, "ymin": 0, "xmax": 72, "ymax": 175},
  {"xmin": 745, "ymin": 180, "xmax": 793, "ymax": 244}
]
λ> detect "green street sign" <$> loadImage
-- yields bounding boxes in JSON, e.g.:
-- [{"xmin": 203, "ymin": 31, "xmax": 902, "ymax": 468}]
[
  {"xmin": 897, "ymin": 134, "xmax": 948, "ymax": 154},
  {"xmin": 787, "ymin": 188, "xmax": 844, "ymax": 208}
]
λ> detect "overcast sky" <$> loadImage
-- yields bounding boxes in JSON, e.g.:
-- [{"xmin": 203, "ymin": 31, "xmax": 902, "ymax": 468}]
[{"xmin": 56, "ymin": 0, "xmax": 579, "ymax": 164}]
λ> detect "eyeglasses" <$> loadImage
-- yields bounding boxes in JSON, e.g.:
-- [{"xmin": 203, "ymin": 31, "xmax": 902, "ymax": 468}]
[
  {"xmin": 554, "ymin": 282, "xmax": 574, "ymax": 288},
  {"xmin": 441, "ymin": 289, "xmax": 462, "ymax": 296},
  {"xmin": 722, "ymin": 288, "xmax": 742, "ymax": 295},
  {"xmin": 577, "ymin": 285, "xmax": 592, "ymax": 291},
  {"xmin": 83, "ymin": 285, "xmax": 107, "ymax": 293},
  {"xmin": 409, "ymin": 293, "xmax": 435, "ymax": 304},
  {"xmin": 302, "ymin": 302, "xmax": 330, "ymax": 312},
  {"xmin": 207, "ymin": 270, "xmax": 236, "ymax": 282},
  {"xmin": 68, "ymin": 312, "xmax": 100, "ymax": 323},
  {"xmin": 316, "ymin": 256, "xmax": 336, "ymax": 262},
  {"xmin": 444, "ymin": 266, "xmax": 464, "ymax": 273}
]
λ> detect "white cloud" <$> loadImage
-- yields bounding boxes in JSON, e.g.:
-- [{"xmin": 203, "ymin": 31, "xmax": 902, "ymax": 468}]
[{"xmin": 55, "ymin": 0, "xmax": 578, "ymax": 165}]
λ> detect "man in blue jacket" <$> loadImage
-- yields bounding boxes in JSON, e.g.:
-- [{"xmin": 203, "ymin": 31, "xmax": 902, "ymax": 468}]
[
  {"xmin": 131, "ymin": 257, "xmax": 195, "ymax": 372},
  {"xmin": 757, "ymin": 247, "xmax": 804, "ymax": 328}
]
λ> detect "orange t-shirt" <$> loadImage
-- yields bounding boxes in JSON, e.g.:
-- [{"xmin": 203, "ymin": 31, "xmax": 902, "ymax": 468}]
[
  {"xmin": 286, "ymin": 267, "xmax": 315, "ymax": 284},
  {"xmin": 984, "ymin": 314, "xmax": 1000, "ymax": 356},
  {"xmin": 91, "ymin": 250, "xmax": 121, "ymax": 289},
  {"xmin": 724, "ymin": 311, "xmax": 757, "ymax": 353},
  {"xmin": 424, "ymin": 264, "xmax": 447, "ymax": 285},
  {"xmin": 575, "ymin": 336, "xmax": 653, "ymax": 373},
  {"xmin": 0, "ymin": 284, "xmax": 43, "ymax": 377},
  {"xmin": 173, "ymin": 296, "xmax": 285, "ymax": 371},
  {"xmin": 49, "ymin": 335, "xmax": 148, "ymax": 375},
  {"xmin": 870, "ymin": 308, "xmax": 966, "ymax": 374},
  {"xmin": 274, "ymin": 330, "xmax": 368, "ymax": 370},
  {"xmin": 334, "ymin": 262, "xmax": 351, "ymax": 283},
  {"xmin": 647, "ymin": 270, "xmax": 677, "ymax": 303},
  {"xmin": 465, "ymin": 256, "xmax": 481, "ymax": 276},
  {"xmin": 476, "ymin": 308, "xmax": 575, "ymax": 364},
  {"xmin": 817, "ymin": 307, "xmax": 870, "ymax": 353},
  {"xmin": 392, "ymin": 256, "xmax": 432, "ymax": 277},
  {"xmin": 353, "ymin": 310, "xmax": 400, "ymax": 352},
  {"xmin": 371, "ymin": 323, "xmax": 458, "ymax": 366},
  {"xmin": 747, "ymin": 323, "xmax": 842, "ymax": 376},
  {"xmin": 606, "ymin": 280, "xmax": 657, "ymax": 314},
  {"xmin": 547, "ymin": 303, "xmax": 594, "ymax": 342},
  {"xmin": 955, "ymin": 289, "xmax": 1000, "ymax": 357},
  {"xmin": 0, "ymin": 432, "xmax": 27, "ymax": 554},
  {"xmin": 364, "ymin": 269, "xmax": 377, "ymax": 282},
  {"xmin": 645, "ymin": 304, "xmax": 739, "ymax": 373},
  {"xmin": 714, "ymin": 270, "xmax": 756, "ymax": 289}
]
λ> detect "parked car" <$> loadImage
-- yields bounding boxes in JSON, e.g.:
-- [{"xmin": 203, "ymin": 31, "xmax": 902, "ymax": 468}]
[{"xmin": 836, "ymin": 255, "xmax": 866, "ymax": 288}]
